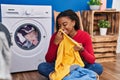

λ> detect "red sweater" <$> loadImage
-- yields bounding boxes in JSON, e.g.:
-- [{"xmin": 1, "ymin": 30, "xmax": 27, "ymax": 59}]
[{"xmin": 45, "ymin": 30, "xmax": 95, "ymax": 64}]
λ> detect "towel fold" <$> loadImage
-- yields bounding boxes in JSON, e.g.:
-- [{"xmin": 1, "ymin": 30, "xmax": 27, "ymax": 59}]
[
  {"xmin": 63, "ymin": 66, "xmax": 97, "ymax": 80},
  {"xmin": 0, "ymin": 32, "xmax": 12, "ymax": 80},
  {"xmin": 49, "ymin": 30, "xmax": 84, "ymax": 80}
]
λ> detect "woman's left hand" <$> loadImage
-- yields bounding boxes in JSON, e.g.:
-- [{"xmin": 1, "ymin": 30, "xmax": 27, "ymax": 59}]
[{"xmin": 74, "ymin": 43, "xmax": 84, "ymax": 52}]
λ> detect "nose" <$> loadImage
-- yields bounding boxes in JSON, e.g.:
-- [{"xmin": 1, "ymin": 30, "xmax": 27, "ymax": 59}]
[{"xmin": 60, "ymin": 25, "xmax": 67, "ymax": 30}]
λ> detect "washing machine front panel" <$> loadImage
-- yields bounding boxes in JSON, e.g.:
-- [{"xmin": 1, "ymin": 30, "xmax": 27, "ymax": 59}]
[{"xmin": 1, "ymin": 4, "xmax": 52, "ymax": 72}]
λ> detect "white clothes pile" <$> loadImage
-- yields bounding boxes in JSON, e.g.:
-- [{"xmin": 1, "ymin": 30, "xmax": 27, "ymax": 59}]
[{"xmin": 0, "ymin": 32, "xmax": 12, "ymax": 80}]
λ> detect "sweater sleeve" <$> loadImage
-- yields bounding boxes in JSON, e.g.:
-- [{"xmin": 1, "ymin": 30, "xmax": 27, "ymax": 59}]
[
  {"xmin": 45, "ymin": 33, "xmax": 58, "ymax": 63},
  {"xmin": 73, "ymin": 30, "xmax": 95, "ymax": 64},
  {"xmin": 80, "ymin": 32, "xmax": 95, "ymax": 64}
]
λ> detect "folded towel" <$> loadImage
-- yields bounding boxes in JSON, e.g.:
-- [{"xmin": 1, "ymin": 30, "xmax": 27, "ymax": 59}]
[
  {"xmin": 0, "ymin": 32, "xmax": 12, "ymax": 80},
  {"xmin": 63, "ymin": 66, "xmax": 97, "ymax": 80},
  {"xmin": 49, "ymin": 30, "xmax": 84, "ymax": 80}
]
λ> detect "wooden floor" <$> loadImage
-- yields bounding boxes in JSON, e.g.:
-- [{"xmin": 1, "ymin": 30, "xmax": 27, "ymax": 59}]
[{"xmin": 11, "ymin": 54, "xmax": 120, "ymax": 80}]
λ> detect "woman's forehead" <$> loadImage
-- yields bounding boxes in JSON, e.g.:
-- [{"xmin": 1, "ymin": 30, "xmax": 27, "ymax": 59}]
[{"xmin": 58, "ymin": 17, "xmax": 71, "ymax": 21}]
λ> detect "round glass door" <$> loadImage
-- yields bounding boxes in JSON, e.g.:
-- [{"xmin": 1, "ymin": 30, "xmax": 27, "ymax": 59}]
[{"xmin": 15, "ymin": 23, "xmax": 41, "ymax": 50}]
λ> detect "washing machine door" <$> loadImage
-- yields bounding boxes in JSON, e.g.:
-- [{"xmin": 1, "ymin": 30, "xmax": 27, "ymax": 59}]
[{"xmin": 11, "ymin": 19, "xmax": 48, "ymax": 57}]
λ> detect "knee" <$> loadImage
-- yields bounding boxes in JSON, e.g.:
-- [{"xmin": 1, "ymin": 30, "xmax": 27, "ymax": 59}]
[
  {"xmin": 38, "ymin": 62, "xmax": 46, "ymax": 73},
  {"xmin": 37, "ymin": 62, "xmax": 54, "ymax": 78},
  {"xmin": 94, "ymin": 63, "xmax": 103, "ymax": 75}
]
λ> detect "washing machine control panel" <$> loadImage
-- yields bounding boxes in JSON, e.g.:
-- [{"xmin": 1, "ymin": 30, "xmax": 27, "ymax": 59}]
[{"xmin": 1, "ymin": 4, "xmax": 52, "ymax": 18}]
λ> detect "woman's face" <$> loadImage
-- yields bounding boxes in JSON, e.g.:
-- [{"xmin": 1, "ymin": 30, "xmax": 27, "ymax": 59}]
[{"xmin": 57, "ymin": 16, "xmax": 75, "ymax": 35}]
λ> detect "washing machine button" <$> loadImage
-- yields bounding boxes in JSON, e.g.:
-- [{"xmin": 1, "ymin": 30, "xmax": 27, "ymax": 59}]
[{"xmin": 25, "ymin": 9, "xmax": 33, "ymax": 15}]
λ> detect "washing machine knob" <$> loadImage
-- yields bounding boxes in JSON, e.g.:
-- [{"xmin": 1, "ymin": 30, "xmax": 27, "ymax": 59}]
[{"xmin": 25, "ymin": 9, "xmax": 32, "ymax": 15}]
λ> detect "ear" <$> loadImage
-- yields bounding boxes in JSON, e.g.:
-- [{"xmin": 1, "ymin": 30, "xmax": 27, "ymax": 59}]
[{"xmin": 72, "ymin": 20, "xmax": 75, "ymax": 26}]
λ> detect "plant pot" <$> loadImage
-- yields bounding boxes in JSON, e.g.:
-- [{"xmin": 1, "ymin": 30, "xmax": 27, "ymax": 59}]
[
  {"xmin": 89, "ymin": 5, "xmax": 100, "ymax": 10},
  {"xmin": 100, "ymin": 28, "xmax": 107, "ymax": 35}
]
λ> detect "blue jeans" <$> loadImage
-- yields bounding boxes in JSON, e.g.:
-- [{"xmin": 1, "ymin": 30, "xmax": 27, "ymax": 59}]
[{"xmin": 38, "ymin": 62, "xmax": 103, "ymax": 78}]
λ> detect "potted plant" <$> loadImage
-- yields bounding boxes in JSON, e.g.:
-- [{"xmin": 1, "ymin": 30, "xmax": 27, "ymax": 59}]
[
  {"xmin": 87, "ymin": 0, "xmax": 102, "ymax": 10},
  {"xmin": 97, "ymin": 20, "xmax": 111, "ymax": 35}
]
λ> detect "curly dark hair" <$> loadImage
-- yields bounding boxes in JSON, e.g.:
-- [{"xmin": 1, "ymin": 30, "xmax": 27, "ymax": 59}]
[{"xmin": 56, "ymin": 9, "xmax": 80, "ymax": 31}]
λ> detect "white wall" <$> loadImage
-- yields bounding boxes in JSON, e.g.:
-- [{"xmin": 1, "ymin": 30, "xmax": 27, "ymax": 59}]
[
  {"xmin": 112, "ymin": 0, "xmax": 120, "ymax": 53},
  {"xmin": 116, "ymin": 36, "xmax": 120, "ymax": 53},
  {"xmin": 112, "ymin": 0, "xmax": 120, "ymax": 10}
]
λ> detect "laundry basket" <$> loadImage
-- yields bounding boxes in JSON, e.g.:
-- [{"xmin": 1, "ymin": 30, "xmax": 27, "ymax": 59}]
[{"xmin": 96, "ymin": 73, "xmax": 99, "ymax": 80}]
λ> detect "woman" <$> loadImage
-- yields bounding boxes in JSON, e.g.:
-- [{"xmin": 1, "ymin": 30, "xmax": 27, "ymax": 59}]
[{"xmin": 38, "ymin": 9, "xmax": 103, "ymax": 78}]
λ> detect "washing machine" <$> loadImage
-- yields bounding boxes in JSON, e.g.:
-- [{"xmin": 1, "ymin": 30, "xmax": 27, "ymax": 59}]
[{"xmin": 1, "ymin": 4, "xmax": 52, "ymax": 73}]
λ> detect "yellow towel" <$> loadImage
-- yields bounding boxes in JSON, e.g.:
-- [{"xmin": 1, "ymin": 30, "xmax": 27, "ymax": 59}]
[{"xmin": 49, "ymin": 30, "xmax": 84, "ymax": 80}]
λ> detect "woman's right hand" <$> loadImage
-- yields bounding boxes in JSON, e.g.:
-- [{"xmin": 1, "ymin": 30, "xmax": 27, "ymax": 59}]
[{"xmin": 54, "ymin": 31, "xmax": 63, "ymax": 45}]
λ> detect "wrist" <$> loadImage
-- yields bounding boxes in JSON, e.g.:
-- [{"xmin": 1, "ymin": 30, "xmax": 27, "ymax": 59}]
[{"xmin": 79, "ymin": 47, "xmax": 84, "ymax": 53}]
